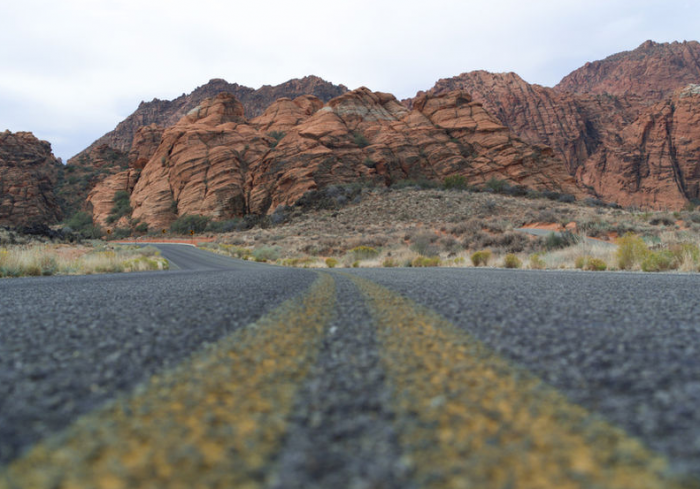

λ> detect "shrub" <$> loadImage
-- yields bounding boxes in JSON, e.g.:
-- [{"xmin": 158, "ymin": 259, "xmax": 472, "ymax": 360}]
[
  {"xmin": 529, "ymin": 253, "xmax": 546, "ymax": 269},
  {"xmin": 363, "ymin": 157, "xmax": 376, "ymax": 169},
  {"xmin": 444, "ymin": 175, "xmax": 467, "ymax": 190},
  {"xmin": 352, "ymin": 260, "xmax": 360, "ymax": 268},
  {"xmin": 349, "ymin": 246, "xmax": 379, "ymax": 260},
  {"xmin": 252, "ymin": 246, "xmax": 280, "ymax": 262},
  {"xmin": 586, "ymin": 258, "xmax": 608, "ymax": 271},
  {"xmin": 471, "ymin": 249, "xmax": 492, "ymax": 266},
  {"xmin": 576, "ymin": 256, "xmax": 607, "ymax": 271},
  {"xmin": 268, "ymin": 131, "xmax": 285, "ymax": 148},
  {"xmin": 353, "ymin": 132, "xmax": 370, "ymax": 148},
  {"xmin": 382, "ymin": 258, "xmax": 398, "ymax": 267},
  {"xmin": 206, "ymin": 219, "xmax": 244, "ymax": 233},
  {"xmin": 617, "ymin": 233, "xmax": 649, "ymax": 270},
  {"xmin": 503, "ymin": 254, "xmax": 522, "ymax": 269},
  {"xmin": 412, "ymin": 256, "xmax": 440, "ymax": 267},
  {"xmin": 106, "ymin": 190, "xmax": 132, "ymax": 224},
  {"xmin": 325, "ymin": 258, "xmax": 338, "ymax": 268},
  {"xmin": 391, "ymin": 178, "xmax": 440, "ymax": 190},
  {"xmin": 484, "ymin": 177, "xmax": 507, "ymax": 193},
  {"xmin": 134, "ymin": 222, "xmax": 148, "ymax": 234},
  {"xmin": 545, "ymin": 231, "xmax": 578, "ymax": 250},
  {"xmin": 410, "ymin": 233, "xmax": 440, "ymax": 257},
  {"xmin": 641, "ymin": 251, "xmax": 677, "ymax": 272},
  {"xmin": 669, "ymin": 242, "xmax": 700, "ymax": 265},
  {"xmin": 170, "ymin": 214, "xmax": 211, "ymax": 235},
  {"xmin": 64, "ymin": 212, "xmax": 102, "ymax": 239},
  {"xmin": 649, "ymin": 215, "xmax": 675, "ymax": 226}
]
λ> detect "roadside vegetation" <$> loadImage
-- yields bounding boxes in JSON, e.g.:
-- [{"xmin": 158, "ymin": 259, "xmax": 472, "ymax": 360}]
[
  {"xmin": 0, "ymin": 239, "xmax": 168, "ymax": 278},
  {"xmin": 192, "ymin": 181, "xmax": 700, "ymax": 274}
]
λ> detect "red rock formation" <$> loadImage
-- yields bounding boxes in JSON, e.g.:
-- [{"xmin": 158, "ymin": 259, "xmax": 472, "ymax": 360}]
[
  {"xmin": 411, "ymin": 41, "xmax": 700, "ymax": 209},
  {"xmin": 556, "ymin": 40, "xmax": 700, "ymax": 101},
  {"xmin": 577, "ymin": 85, "xmax": 700, "ymax": 209},
  {"xmin": 89, "ymin": 89, "xmax": 579, "ymax": 229},
  {"xmin": 70, "ymin": 76, "xmax": 348, "ymax": 162},
  {"xmin": 0, "ymin": 131, "xmax": 62, "ymax": 226}
]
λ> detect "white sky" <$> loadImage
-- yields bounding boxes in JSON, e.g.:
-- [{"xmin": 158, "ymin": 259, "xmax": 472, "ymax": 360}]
[{"xmin": 1, "ymin": 0, "xmax": 698, "ymax": 160}]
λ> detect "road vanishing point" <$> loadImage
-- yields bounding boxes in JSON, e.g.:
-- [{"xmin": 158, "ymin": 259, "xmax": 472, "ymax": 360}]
[{"xmin": 1, "ymin": 244, "xmax": 699, "ymax": 488}]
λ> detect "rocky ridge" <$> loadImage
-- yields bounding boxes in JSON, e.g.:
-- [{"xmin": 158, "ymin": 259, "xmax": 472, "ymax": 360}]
[
  {"xmin": 71, "ymin": 76, "xmax": 348, "ymax": 162},
  {"xmin": 413, "ymin": 41, "xmax": 700, "ymax": 208},
  {"xmin": 88, "ymin": 88, "xmax": 579, "ymax": 229},
  {"xmin": 556, "ymin": 40, "xmax": 700, "ymax": 100},
  {"xmin": 0, "ymin": 131, "xmax": 63, "ymax": 226}
]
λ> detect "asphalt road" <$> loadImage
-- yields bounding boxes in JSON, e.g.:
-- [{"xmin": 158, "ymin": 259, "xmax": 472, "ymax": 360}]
[{"xmin": 1, "ymin": 244, "xmax": 699, "ymax": 488}]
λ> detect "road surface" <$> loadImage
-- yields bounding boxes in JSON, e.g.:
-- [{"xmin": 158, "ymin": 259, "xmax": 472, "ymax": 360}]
[{"xmin": 1, "ymin": 244, "xmax": 699, "ymax": 488}]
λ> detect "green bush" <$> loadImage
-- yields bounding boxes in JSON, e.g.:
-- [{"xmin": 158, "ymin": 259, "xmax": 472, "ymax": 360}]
[
  {"xmin": 617, "ymin": 233, "xmax": 649, "ymax": 270},
  {"xmin": 485, "ymin": 177, "xmax": 507, "ymax": 193},
  {"xmin": 575, "ymin": 256, "xmax": 608, "ymax": 271},
  {"xmin": 170, "ymin": 214, "xmax": 211, "ymax": 235},
  {"xmin": 252, "ymin": 246, "xmax": 281, "ymax": 262},
  {"xmin": 503, "ymin": 253, "xmax": 522, "ymax": 269},
  {"xmin": 268, "ymin": 131, "xmax": 285, "ymax": 148},
  {"xmin": 106, "ymin": 190, "xmax": 132, "ymax": 224},
  {"xmin": 410, "ymin": 233, "xmax": 440, "ymax": 257},
  {"xmin": 641, "ymin": 250, "xmax": 677, "ymax": 272},
  {"xmin": 353, "ymin": 132, "xmax": 370, "ymax": 148},
  {"xmin": 352, "ymin": 260, "xmax": 360, "ymax": 268},
  {"xmin": 325, "ymin": 258, "xmax": 338, "ymax": 268},
  {"xmin": 544, "ymin": 231, "xmax": 578, "ymax": 250},
  {"xmin": 64, "ymin": 212, "xmax": 103, "ymax": 239},
  {"xmin": 529, "ymin": 253, "xmax": 546, "ymax": 269},
  {"xmin": 471, "ymin": 249, "xmax": 492, "ymax": 266},
  {"xmin": 412, "ymin": 256, "xmax": 440, "ymax": 267},
  {"xmin": 134, "ymin": 222, "xmax": 148, "ymax": 234},
  {"xmin": 586, "ymin": 258, "xmax": 608, "ymax": 271},
  {"xmin": 444, "ymin": 175, "xmax": 467, "ymax": 190},
  {"xmin": 349, "ymin": 246, "xmax": 379, "ymax": 260}
]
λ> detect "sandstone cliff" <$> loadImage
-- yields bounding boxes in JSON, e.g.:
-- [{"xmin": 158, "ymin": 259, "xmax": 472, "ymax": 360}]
[
  {"xmin": 556, "ymin": 40, "xmax": 700, "ymax": 101},
  {"xmin": 71, "ymin": 76, "xmax": 348, "ymax": 162},
  {"xmin": 88, "ymin": 89, "xmax": 579, "ymax": 229},
  {"xmin": 576, "ymin": 85, "xmax": 700, "ymax": 209},
  {"xmin": 412, "ymin": 41, "xmax": 700, "ymax": 209},
  {"xmin": 0, "ymin": 131, "xmax": 63, "ymax": 226}
]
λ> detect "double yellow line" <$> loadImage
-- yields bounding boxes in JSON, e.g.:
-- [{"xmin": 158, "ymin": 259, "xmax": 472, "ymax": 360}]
[
  {"xmin": 1, "ymin": 275, "xmax": 335, "ymax": 489},
  {"xmin": 2, "ymin": 272, "xmax": 694, "ymax": 488},
  {"xmin": 348, "ymin": 274, "xmax": 690, "ymax": 489}
]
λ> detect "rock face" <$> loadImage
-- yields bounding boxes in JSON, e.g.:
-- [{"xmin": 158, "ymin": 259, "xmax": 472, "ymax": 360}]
[
  {"xmin": 556, "ymin": 40, "xmax": 700, "ymax": 100},
  {"xmin": 413, "ymin": 41, "xmax": 700, "ymax": 209},
  {"xmin": 88, "ymin": 89, "xmax": 579, "ymax": 229},
  {"xmin": 71, "ymin": 76, "xmax": 348, "ymax": 162},
  {"xmin": 0, "ymin": 131, "xmax": 62, "ymax": 226},
  {"xmin": 577, "ymin": 85, "xmax": 700, "ymax": 208}
]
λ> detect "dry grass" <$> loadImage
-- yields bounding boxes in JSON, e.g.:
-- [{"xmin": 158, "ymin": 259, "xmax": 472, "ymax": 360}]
[
  {"xmin": 0, "ymin": 244, "xmax": 169, "ymax": 278},
  {"xmin": 189, "ymin": 187, "xmax": 700, "ymax": 273}
]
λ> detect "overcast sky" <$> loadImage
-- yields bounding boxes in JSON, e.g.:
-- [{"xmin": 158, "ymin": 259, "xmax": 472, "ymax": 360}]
[{"xmin": 1, "ymin": 0, "xmax": 698, "ymax": 160}]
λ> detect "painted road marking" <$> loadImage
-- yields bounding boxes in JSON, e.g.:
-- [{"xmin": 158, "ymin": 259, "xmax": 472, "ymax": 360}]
[
  {"xmin": 0, "ymin": 274, "xmax": 336, "ymax": 489},
  {"xmin": 348, "ymin": 274, "xmax": 693, "ymax": 488}
]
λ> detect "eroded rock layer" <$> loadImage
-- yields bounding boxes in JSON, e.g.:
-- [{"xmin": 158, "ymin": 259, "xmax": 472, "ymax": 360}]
[
  {"xmin": 413, "ymin": 41, "xmax": 700, "ymax": 209},
  {"xmin": 0, "ymin": 131, "xmax": 63, "ymax": 226},
  {"xmin": 88, "ymin": 89, "xmax": 579, "ymax": 229}
]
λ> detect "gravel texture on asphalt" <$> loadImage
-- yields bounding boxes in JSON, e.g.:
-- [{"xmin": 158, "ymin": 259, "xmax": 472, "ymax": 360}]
[
  {"xmin": 0, "ymin": 245, "xmax": 315, "ymax": 464},
  {"xmin": 346, "ymin": 267, "xmax": 700, "ymax": 479},
  {"xmin": 1, "ymin": 273, "xmax": 335, "ymax": 489},
  {"xmin": 269, "ymin": 274, "xmax": 411, "ymax": 489},
  {"xmin": 3, "ymin": 245, "xmax": 700, "ymax": 486}
]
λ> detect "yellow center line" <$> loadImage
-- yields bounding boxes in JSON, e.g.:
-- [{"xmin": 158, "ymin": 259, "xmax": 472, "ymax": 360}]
[
  {"xmin": 347, "ymin": 274, "xmax": 694, "ymax": 489},
  {"xmin": 1, "ymin": 274, "xmax": 336, "ymax": 489}
]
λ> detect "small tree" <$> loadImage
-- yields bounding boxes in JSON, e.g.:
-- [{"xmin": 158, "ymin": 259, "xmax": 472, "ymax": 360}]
[{"xmin": 170, "ymin": 214, "xmax": 211, "ymax": 234}]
